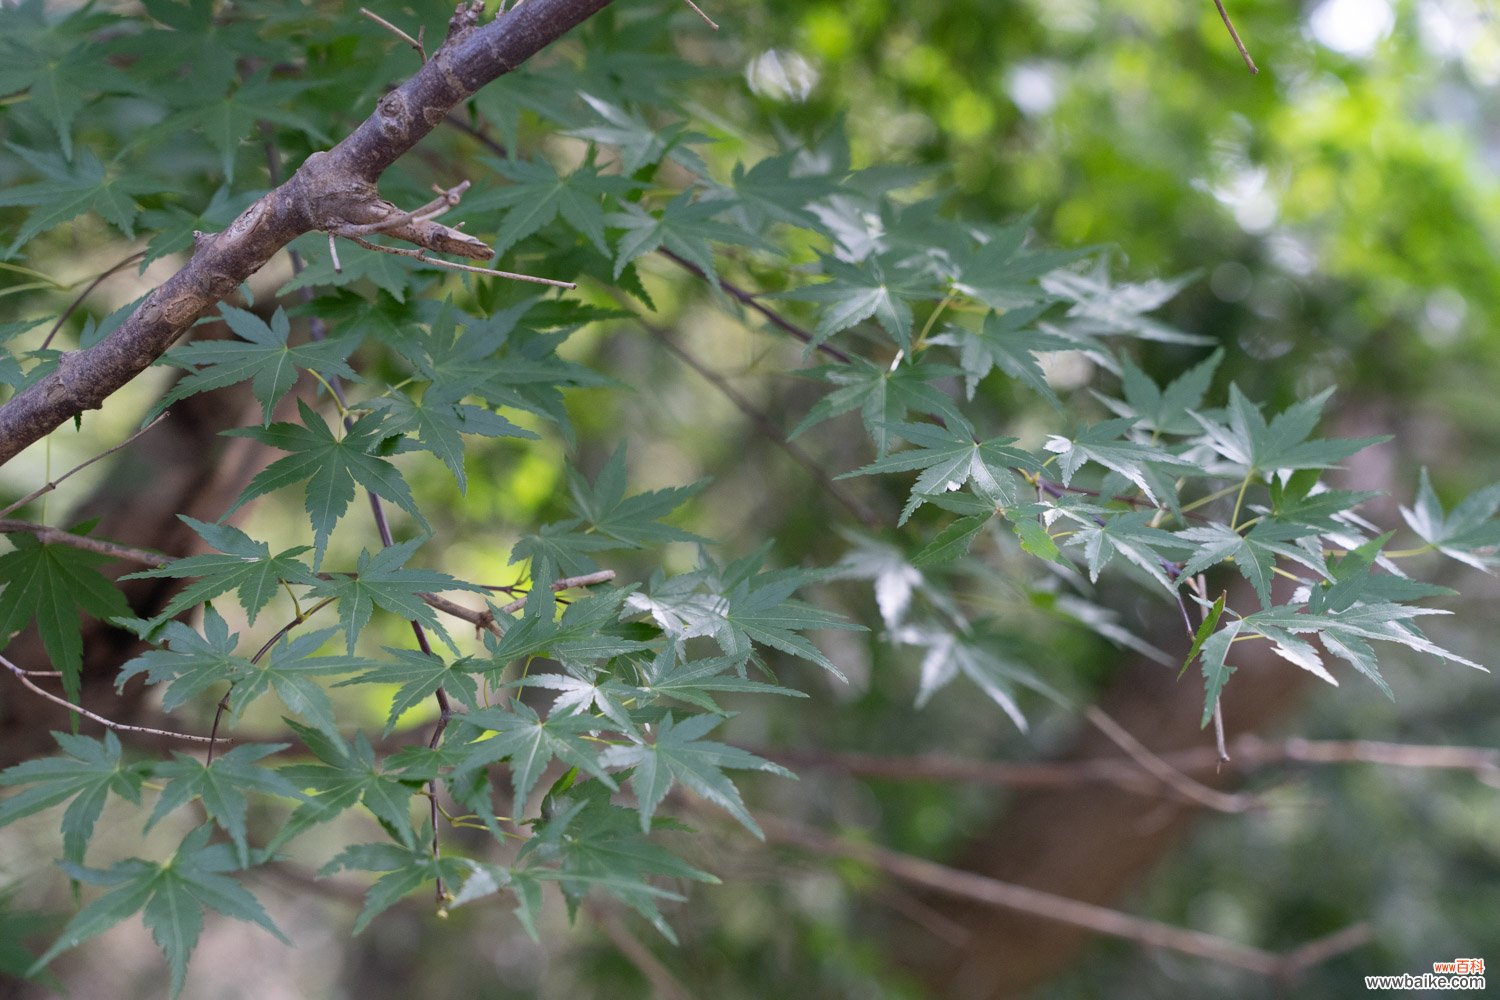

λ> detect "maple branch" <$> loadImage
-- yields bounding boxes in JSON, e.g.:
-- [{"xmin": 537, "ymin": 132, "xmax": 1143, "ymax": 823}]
[
  {"xmin": 422, "ymin": 569, "xmax": 617, "ymax": 636},
  {"xmin": 0, "ymin": 519, "xmax": 168, "ymax": 567},
  {"xmin": 1213, "ymin": 0, "xmax": 1259, "ymax": 74},
  {"xmin": 760, "ymin": 814, "xmax": 1367, "ymax": 978},
  {"xmin": 759, "ymin": 735, "xmax": 1500, "ymax": 791},
  {"xmin": 1084, "ymin": 706, "xmax": 1256, "ymax": 812},
  {"xmin": 359, "ymin": 6, "xmax": 427, "ymax": 63},
  {"xmin": 0, "ymin": 652, "xmax": 215, "ymax": 744},
  {"xmin": 0, "ymin": 0, "xmax": 614, "ymax": 468},
  {"xmin": 0, "ymin": 412, "xmax": 169, "ymax": 519}
]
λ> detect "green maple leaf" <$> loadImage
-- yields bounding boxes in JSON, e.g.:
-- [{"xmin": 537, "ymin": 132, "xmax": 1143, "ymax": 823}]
[
  {"xmin": 1175, "ymin": 520, "xmax": 1327, "ymax": 609},
  {"xmin": 451, "ymin": 701, "xmax": 618, "ymax": 816},
  {"xmin": 230, "ymin": 629, "xmax": 372, "ymax": 741},
  {"xmin": 950, "ymin": 216, "xmax": 1088, "ymax": 310},
  {"xmin": 372, "ymin": 385, "xmax": 536, "ymax": 492},
  {"xmin": 567, "ymin": 446, "xmax": 706, "ymax": 547},
  {"xmin": 0, "ymin": 145, "xmax": 154, "ymax": 258},
  {"xmin": 791, "ymin": 356, "xmax": 968, "ymax": 457},
  {"xmin": 843, "ymin": 417, "xmax": 1035, "ymax": 524},
  {"xmin": 608, "ymin": 192, "xmax": 773, "ymax": 286},
  {"xmin": 710, "ymin": 149, "xmax": 844, "ymax": 230},
  {"xmin": 145, "ymin": 743, "xmax": 303, "ymax": 866},
  {"xmin": 489, "ymin": 588, "xmax": 651, "ymax": 669},
  {"xmin": 1043, "ymin": 417, "xmax": 1197, "ymax": 505},
  {"xmin": 226, "ymin": 401, "xmax": 426, "ymax": 568},
  {"xmin": 1096, "ymin": 349, "xmax": 1224, "ymax": 435},
  {"xmin": 274, "ymin": 722, "xmax": 422, "ymax": 851},
  {"xmin": 33, "ymin": 825, "xmax": 286, "ymax": 998},
  {"xmin": 599, "ymin": 712, "xmax": 792, "ymax": 837},
  {"xmin": 508, "ymin": 520, "xmax": 619, "ymax": 588},
  {"xmin": 774, "ymin": 251, "xmax": 939, "ymax": 353},
  {"xmin": 515, "ymin": 668, "xmax": 642, "ymax": 737},
  {"xmin": 1400, "ymin": 468, "xmax": 1500, "ymax": 571},
  {"xmin": 1043, "ymin": 263, "xmax": 1212, "ymax": 345},
  {"xmin": 898, "ymin": 624, "xmax": 1041, "ymax": 730},
  {"xmin": 567, "ymin": 93, "xmax": 709, "ymax": 175},
  {"xmin": 318, "ymin": 840, "xmax": 470, "ymax": 934},
  {"xmin": 934, "ymin": 303, "xmax": 1076, "ymax": 406},
  {"xmin": 120, "ymin": 515, "xmax": 315, "ymax": 626},
  {"xmin": 334, "ymin": 648, "xmax": 480, "ymax": 737},
  {"xmin": 1055, "ymin": 507, "xmax": 1193, "ymax": 590},
  {"xmin": 155, "ymin": 305, "xmax": 359, "ymax": 425},
  {"xmin": 460, "ymin": 153, "xmax": 639, "ymax": 257},
  {"xmin": 145, "ymin": 71, "xmax": 326, "ymax": 181},
  {"xmin": 703, "ymin": 561, "xmax": 861, "ymax": 679},
  {"xmin": 1192, "ymin": 385, "xmax": 1388, "ymax": 476},
  {"xmin": 520, "ymin": 782, "xmax": 716, "ymax": 940},
  {"xmin": 1196, "ymin": 601, "xmax": 1484, "ymax": 724},
  {"xmin": 0, "ymin": 731, "xmax": 148, "ymax": 864},
  {"xmin": 277, "ymin": 232, "xmax": 425, "ymax": 303},
  {"xmin": 115, "ymin": 609, "xmax": 255, "ymax": 711},
  {"xmin": 306, "ymin": 539, "xmax": 487, "ymax": 655},
  {"xmin": 630, "ymin": 648, "xmax": 808, "ymax": 714},
  {"xmin": 0, "ymin": 532, "xmax": 131, "ymax": 705},
  {"xmin": 0, "ymin": 3, "xmax": 132, "ymax": 160}
]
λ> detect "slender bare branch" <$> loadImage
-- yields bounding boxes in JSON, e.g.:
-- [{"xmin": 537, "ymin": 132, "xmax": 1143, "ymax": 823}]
[
  {"xmin": 339, "ymin": 233, "xmax": 576, "ymax": 287},
  {"xmin": 586, "ymin": 901, "xmax": 697, "ymax": 1000},
  {"xmin": 0, "ymin": 519, "xmax": 168, "ymax": 567},
  {"xmin": 0, "ymin": 652, "xmax": 215, "ymax": 744},
  {"xmin": 760, "ymin": 814, "xmax": 1366, "ymax": 979},
  {"xmin": 422, "ymin": 569, "xmax": 617, "ymax": 636},
  {"xmin": 41, "ymin": 251, "xmax": 148, "ymax": 351},
  {"xmin": 360, "ymin": 6, "xmax": 427, "ymax": 62},
  {"xmin": 678, "ymin": 0, "xmax": 718, "ymax": 30},
  {"xmin": 1213, "ymin": 0, "xmax": 1259, "ymax": 74},
  {"xmin": 0, "ymin": 413, "xmax": 169, "ymax": 519},
  {"xmin": 636, "ymin": 316, "xmax": 883, "ymax": 529},
  {"xmin": 1084, "ymin": 707, "xmax": 1256, "ymax": 812}
]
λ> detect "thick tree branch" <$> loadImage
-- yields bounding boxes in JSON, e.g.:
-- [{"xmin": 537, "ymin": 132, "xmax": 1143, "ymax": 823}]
[{"xmin": 0, "ymin": 0, "xmax": 613, "ymax": 468}]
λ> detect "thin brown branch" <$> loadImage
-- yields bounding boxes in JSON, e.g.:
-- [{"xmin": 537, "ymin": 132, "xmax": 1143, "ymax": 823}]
[
  {"xmin": 339, "ymin": 234, "xmax": 576, "ymax": 287},
  {"xmin": 760, "ymin": 814, "xmax": 1364, "ymax": 979},
  {"xmin": 677, "ymin": 0, "xmax": 718, "ymax": 30},
  {"xmin": 655, "ymin": 248, "xmax": 852, "ymax": 364},
  {"xmin": 0, "ymin": 519, "xmax": 168, "ymax": 567},
  {"xmin": 1084, "ymin": 707, "xmax": 1255, "ymax": 813},
  {"xmin": 359, "ymin": 6, "xmax": 427, "ymax": 62},
  {"xmin": 637, "ymin": 318, "xmax": 883, "ymax": 529},
  {"xmin": 422, "ymin": 569, "xmax": 618, "ymax": 636},
  {"xmin": 1213, "ymin": 0, "xmax": 1259, "ymax": 74},
  {"xmin": 0, "ymin": 652, "xmax": 216, "ymax": 744},
  {"xmin": 586, "ymin": 901, "xmax": 697, "ymax": 1000},
  {"xmin": 40, "ymin": 251, "xmax": 148, "ymax": 351},
  {"xmin": 0, "ymin": 412, "xmax": 169, "ymax": 519},
  {"xmin": 759, "ymin": 735, "xmax": 1500, "ymax": 792}
]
